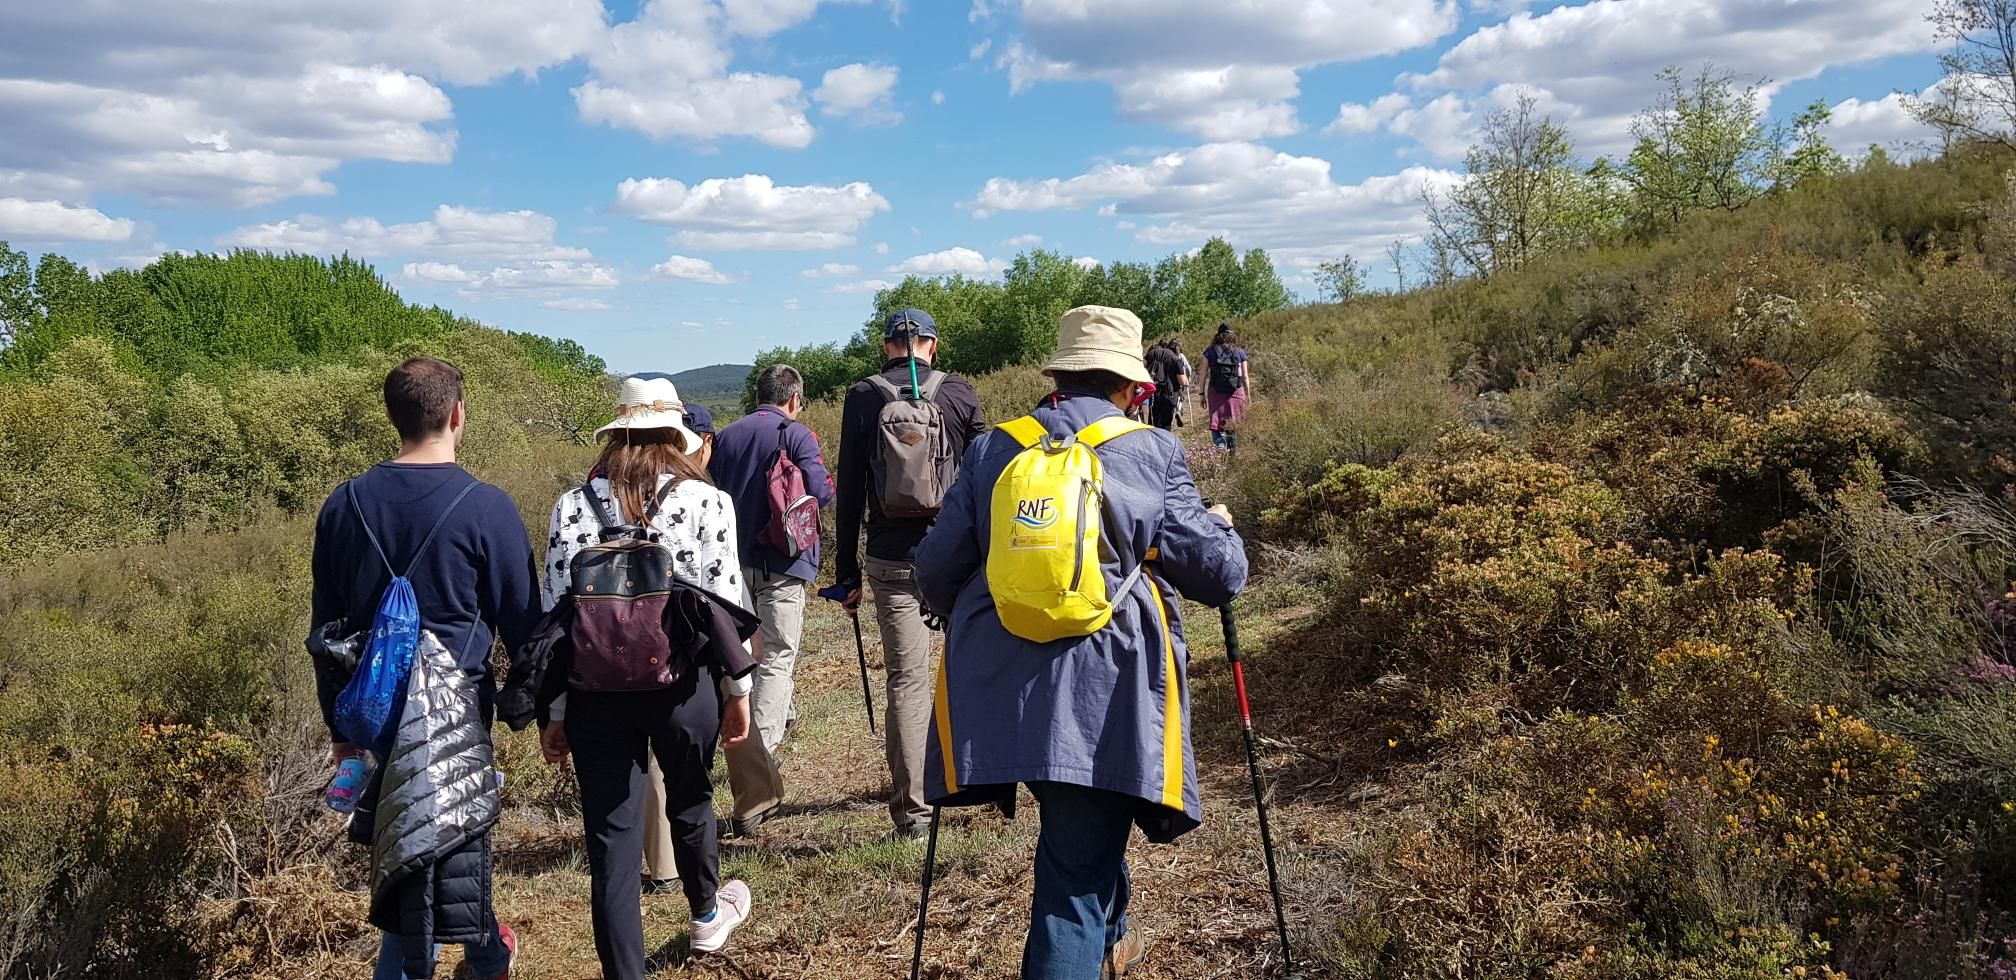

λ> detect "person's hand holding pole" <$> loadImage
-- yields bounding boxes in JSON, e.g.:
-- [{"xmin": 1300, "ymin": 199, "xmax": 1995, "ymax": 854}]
[{"xmin": 821, "ymin": 583, "xmax": 878, "ymax": 733}]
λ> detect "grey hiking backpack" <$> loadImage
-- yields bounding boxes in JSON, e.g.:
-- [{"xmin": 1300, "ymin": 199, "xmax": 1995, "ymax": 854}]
[{"xmin": 867, "ymin": 372, "xmax": 955, "ymax": 519}]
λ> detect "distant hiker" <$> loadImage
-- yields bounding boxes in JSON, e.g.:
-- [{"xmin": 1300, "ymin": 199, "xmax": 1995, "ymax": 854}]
[
  {"xmin": 683, "ymin": 402, "xmax": 717, "ymax": 464},
  {"xmin": 527, "ymin": 374, "xmax": 760, "ymax": 976},
  {"xmin": 1204, "ymin": 324, "xmax": 1250, "ymax": 453},
  {"xmin": 638, "ymin": 398, "xmax": 719, "ymax": 893},
  {"xmin": 914, "ymin": 306, "xmax": 1249, "ymax": 978},
  {"xmin": 708, "ymin": 364, "xmax": 835, "ymax": 836},
  {"xmin": 308, "ymin": 356, "xmax": 539, "ymax": 980},
  {"xmin": 833, "ymin": 308, "xmax": 986, "ymax": 841},
  {"xmin": 1143, "ymin": 338, "xmax": 1190, "ymax": 431}
]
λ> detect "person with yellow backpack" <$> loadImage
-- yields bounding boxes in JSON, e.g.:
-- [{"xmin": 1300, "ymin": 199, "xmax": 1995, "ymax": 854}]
[{"xmin": 912, "ymin": 306, "xmax": 1248, "ymax": 978}]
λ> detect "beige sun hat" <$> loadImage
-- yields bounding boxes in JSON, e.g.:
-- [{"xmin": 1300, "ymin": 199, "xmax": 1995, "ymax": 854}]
[
  {"xmin": 1042, "ymin": 305, "xmax": 1153, "ymax": 385},
  {"xmin": 593, "ymin": 373, "xmax": 703, "ymax": 453}
]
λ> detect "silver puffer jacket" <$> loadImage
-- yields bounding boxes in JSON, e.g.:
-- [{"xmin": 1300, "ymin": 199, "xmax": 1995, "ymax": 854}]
[
  {"xmin": 373, "ymin": 630, "xmax": 500, "ymax": 886},
  {"xmin": 367, "ymin": 631, "xmax": 502, "ymax": 974}
]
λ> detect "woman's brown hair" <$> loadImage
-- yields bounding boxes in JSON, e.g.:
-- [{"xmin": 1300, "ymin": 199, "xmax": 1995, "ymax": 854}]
[{"xmin": 592, "ymin": 429, "xmax": 712, "ymax": 524}]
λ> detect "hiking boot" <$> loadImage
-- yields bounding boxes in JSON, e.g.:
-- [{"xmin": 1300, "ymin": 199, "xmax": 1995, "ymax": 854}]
[
  {"xmin": 891, "ymin": 822, "xmax": 929, "ymax": 843},
  {"xmin": 689, "ymin": 880, "xmax": 752, "ymax": 954},
  {"xmin": 642, "ymin": 877, "xmax": 680, "ymax": 896},
  {"xmin": 1102, "ymin": 928, "xmax": 1145, "ymax": 978},
  {"xmin": 731, "ymin": 803, "xmax": 780, "ymax": 838}
]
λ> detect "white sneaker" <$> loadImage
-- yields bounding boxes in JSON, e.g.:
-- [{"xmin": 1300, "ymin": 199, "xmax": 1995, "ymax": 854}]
[{"xmin": 688, "ymin": 879, "xmax": 752, "ymax": 954}]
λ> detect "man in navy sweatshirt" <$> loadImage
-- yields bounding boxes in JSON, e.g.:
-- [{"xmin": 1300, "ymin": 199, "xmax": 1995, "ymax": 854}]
[
  {"xmin": 706, "ymin": 363, "xmax": 834, "ymax": 835},
  {"xmin": 310, "ymin": 356, "xmax": 541, "ymax": 980}
]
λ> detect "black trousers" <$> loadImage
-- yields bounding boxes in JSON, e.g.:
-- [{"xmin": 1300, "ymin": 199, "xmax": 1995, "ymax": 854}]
[
  {"xmin": 566, "ymin": 672, "xmax": 722, "ymax": 980},
  {"xmin": 1150, "ymin": 397, "xmax": 1179, "ymax": 430}
]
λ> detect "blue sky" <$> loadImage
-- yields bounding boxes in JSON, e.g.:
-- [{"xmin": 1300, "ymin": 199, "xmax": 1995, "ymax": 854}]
[{"xmin": 0, "ymin": 0, "xmax": 1944, "ymax": 372}]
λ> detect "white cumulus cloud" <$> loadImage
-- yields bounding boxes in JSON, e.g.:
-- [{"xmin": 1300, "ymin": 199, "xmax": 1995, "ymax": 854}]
[
  {"xmin": 814, "ymin": 63, "xmax": 902, "ymax": 124},
  {"xmin": 0, "ymin": 198, "xmax": 135, "ymax": 242},
  {"xmin": 542, "ymin": 297, "xmax": 613, "ymax": 311},
  {"xmin": 830, "ymin": 278, "xmax": 897, "ymax": 294},
  {"xmin": 802, "ymin": 262, "xmax": 862, "ymax": 277},
  {"xmin": 485, "ymin": 261, "xmax": 619, "ymax": 290},
  {"xmin": 1002, "ymin": 0, "xmax": 1459, "ymax": 140},
  {"xmin": 0, "ymin": 1, "xmax": 602, "ymax": 207},
  {"xmin": 572, "ymin": 0, "xmax": 821, "ymax": 149},
  {"xmin": 1826, "ymin": 91, "xmax": 1939, "ymax": 157},
  {"xmin": 1379, "ymin": 0, "xmax": 1940, "ymax": 159},
  {"xmin": 888, "ymin": 246, "xmax": 1008, "ymax": 278},
  {"xmin": 613, "ymin": 174, "xmax": 891, "ymax": 250},
  {"xmin": 651, "ymin": 254, "xmax": 735, "ymax": 284},
  {"xmin": 967, "ymin": 141, "xmax": 1462, "ymax": 270},
  {"xmin": 401, "ymin": 261, "xmax": 480, "ymax": 283},
  {"xmin": 226, "ymin": 205, "xmax": 592, "ymax": 262}
]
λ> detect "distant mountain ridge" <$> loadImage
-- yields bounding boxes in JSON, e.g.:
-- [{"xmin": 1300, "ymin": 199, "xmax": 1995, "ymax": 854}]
[{"xmin": 662, "ymin": 362, "xmax": 752, "ymax": 414}]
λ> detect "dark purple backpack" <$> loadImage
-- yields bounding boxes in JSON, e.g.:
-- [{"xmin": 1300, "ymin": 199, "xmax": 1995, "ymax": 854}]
[
  {"xmin": 760, "ymin": 422, "xmax": 821, "ymax": 558},
  {"xmin": 565, "ymin": 480, "xmax": 685, "ymax": 692}
]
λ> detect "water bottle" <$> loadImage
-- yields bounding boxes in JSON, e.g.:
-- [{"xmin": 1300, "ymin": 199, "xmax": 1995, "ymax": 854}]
[{"xmin": 326, "ymin": 757, "xmax": 370, "ymax": 813}]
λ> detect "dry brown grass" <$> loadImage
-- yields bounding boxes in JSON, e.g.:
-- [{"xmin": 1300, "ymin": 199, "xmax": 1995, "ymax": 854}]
[{"xmin": 231, "ymin": 577, "xmax": 1361, "ymax": 979}]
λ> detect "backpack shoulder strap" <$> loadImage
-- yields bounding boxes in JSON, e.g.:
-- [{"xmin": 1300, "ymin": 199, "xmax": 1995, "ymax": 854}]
[
  {"xmin": 640, "ymin": 477, "xmax": 681, "ymax": 524},
  {"xmin": 579, "ymin": 479, "xmax": 625, "ymax": 532},
  {"xmin": 918, "ymin": 371, "xmax": 947, "ymax": 402},
  {"xmin": 402, "ymin": 480, "xmax": 481, "ymax": 575},
  {"xmin": 997, "ymin": 415, "xmax": 1048, "ymax": 450},
  {"xmin": 1077, "ymin": 416, "xmax": 1152, "ymax": 449},
  {"xmin": 866, "ymin": 374, "xmax": 902, "ymax": 403},
  {"xmin": 345, "ymin": 481, "xmax": 397, "ymax": 579}
]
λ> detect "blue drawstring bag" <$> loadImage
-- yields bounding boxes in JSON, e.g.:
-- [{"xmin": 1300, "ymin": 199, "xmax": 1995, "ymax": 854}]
[{"xmin": 333, "ymin": 480, "xmax": 478, "ymax": 754}]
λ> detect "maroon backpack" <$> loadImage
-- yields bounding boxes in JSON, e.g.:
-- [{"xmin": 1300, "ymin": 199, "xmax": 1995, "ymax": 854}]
[
  {"xmin": 566, "ymin": 479, "xmax": 686, "ymax": 692},
  {"xmin": 759, "ymin": 422, "xmax": 821, "ymax": 558}
]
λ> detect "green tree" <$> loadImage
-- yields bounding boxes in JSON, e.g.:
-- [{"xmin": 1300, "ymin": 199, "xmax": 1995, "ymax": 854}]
[
  {"xmin": 1425, "ymin": 95, "xmax": 1614, "ymax": 277},
  {"xmin": 1911, "ymin": 0, "xmax": 2016, "ymax": 149},
  {"xmin": 1622, "ymin": 66, "xmax": 1779, "ymax": 225},
  {"xmin": 1773, "ymin": 100, "xmax": 1848, "ymax": 189},
  {"xmin": 0, "ymin": 243, "xmax": 30, "ymax": 355},
  {"xmin": 1314, "ymin": 256, "xmax": 1366, "ymax": 303}
]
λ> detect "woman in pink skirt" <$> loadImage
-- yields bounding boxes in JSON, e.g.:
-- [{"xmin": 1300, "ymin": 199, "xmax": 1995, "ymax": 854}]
[{"xmin": 1202, "ymin": 323, "xmax": 1250, "ymax": 453}]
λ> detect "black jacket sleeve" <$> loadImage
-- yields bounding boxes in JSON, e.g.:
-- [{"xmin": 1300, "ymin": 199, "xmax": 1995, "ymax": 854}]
[
  {"xmin": 309, "ymin": 489, "xmax": 347, "ymax": 740},
  {"xmin": 834, "ymin": 382, "xmax": 875, "ymax": 586},
  {"xmin": 942, "ymin": 375, "xmax": 987, "ymax": 458}
]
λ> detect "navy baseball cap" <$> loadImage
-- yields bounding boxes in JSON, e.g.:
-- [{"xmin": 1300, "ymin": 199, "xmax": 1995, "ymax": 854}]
[
  {"xmin": 884, "ymin": 308, "xmax": 938, "ymax": 340},
  {"xmin": 681, "ymin": 402, "xmax": 714, "ymax": 435}
]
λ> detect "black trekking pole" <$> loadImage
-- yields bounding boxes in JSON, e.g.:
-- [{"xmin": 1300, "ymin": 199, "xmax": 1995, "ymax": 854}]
[
  {"xmin": 819, "ymin": 585, "xmax": 877, "ymax": 734},
  {"xmin": 848, "ymin": 609, "xmax": 877, "ymax": 735},
  {"xmin": 1220, "ymin": 602, "xmax": 1292, "ymax": 974},
  {"xmin": 910, "ymin": 805, "xmax": 943, "ymax": 980}
]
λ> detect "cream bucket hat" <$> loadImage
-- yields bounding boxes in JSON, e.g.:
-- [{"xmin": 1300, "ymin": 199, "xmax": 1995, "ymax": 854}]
[
  {"xmin": 593, "ymin": 373, "xmax": 703, "ymax": 453},
  {"xmin": 1042, "ymin": 305, "xmax": 1153, "ymax": 385}
]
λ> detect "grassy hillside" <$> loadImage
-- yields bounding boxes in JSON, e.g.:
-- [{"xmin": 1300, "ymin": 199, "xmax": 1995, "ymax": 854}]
[
  {"xmin": 665, "ymin": 362, "xmax": 753, "ymax": 417},
  {"xmin": 5, "ymin": 147, "xmax": 2016, "ymax": 980}
]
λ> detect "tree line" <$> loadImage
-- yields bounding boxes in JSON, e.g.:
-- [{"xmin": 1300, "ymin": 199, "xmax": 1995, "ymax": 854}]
[
  {"xmin": 746, "ymin": 238, "xmax": 1290, "ymax": 406},
  {"xmin": 0, "ymin": 247, "xmax": 611, "ymax": 563}
]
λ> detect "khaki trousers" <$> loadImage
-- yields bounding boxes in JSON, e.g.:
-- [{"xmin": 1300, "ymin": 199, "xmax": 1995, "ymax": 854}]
[
  {"xmin": 867, "ymin": 555, "xmax": 936, "ymax": 831},
  {"xmin": 642, "ymin": 747, "xmax": 680, "ymax": 883},
  {"xmin": 743, "ymin": 568, "xmax": 808, "ymax": 754},
  {"xmin": 718, "ymin": 568, "xmax": 792, "ymax": 823}
]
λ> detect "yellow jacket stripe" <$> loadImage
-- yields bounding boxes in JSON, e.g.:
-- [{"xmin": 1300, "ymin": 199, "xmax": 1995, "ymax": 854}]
[
  {"xmin": 1149, "ymin": 576, "xmax": 1184, "ymax": 811},
  {"xmin": 934, "ymin": 644, "xmax": 959, "ymax": 796}
]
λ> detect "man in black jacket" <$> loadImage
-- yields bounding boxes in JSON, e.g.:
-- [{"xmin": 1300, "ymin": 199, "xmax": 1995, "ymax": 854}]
[
  {"xmin": 310, "ymin": 356, "xmax": 539, "ymax": 980},
  {"xmin": 833, "ymin": 308, "xmax": 986, "ymax": 839}
]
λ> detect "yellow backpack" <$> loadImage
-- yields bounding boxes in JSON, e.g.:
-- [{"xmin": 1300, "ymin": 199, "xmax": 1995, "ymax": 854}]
[{"xmin": 987, "ymin": 414, "xmax": 1151, "ymax": 642}]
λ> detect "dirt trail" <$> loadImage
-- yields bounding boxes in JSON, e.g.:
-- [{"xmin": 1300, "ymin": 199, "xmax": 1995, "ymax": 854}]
[{"xmin": 272, "ymin": 584, "xmax": 1351, "ymax": 980}]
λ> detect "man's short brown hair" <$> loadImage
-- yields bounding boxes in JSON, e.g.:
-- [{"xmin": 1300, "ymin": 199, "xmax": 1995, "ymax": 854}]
[{"xmin": 384, "ymin": 357, "xmax": 464, "ymax": 440}]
